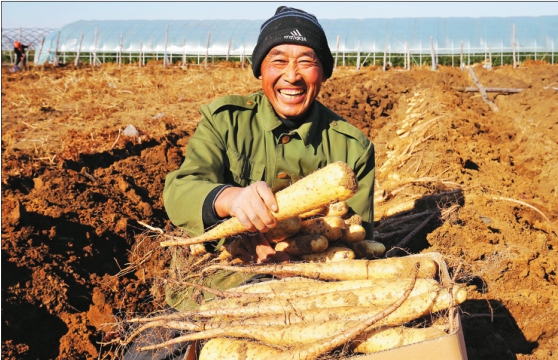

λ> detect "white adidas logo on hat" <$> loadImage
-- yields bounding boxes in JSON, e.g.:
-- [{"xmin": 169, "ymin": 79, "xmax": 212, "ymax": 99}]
[{"xmin": 284, "ymin": 29, "xmax": 307, "ymax": 41}]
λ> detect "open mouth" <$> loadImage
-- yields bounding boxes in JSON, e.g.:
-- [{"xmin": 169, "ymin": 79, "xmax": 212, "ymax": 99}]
[{"xmin": 278, "ymin": 89, "xmax": 306, "ymax": 99}]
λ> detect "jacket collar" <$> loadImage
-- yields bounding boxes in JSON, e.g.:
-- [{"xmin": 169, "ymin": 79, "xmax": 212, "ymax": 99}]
[{"xmin": 260, "ymin": 94, "xmax": 319, "ymax": 147}]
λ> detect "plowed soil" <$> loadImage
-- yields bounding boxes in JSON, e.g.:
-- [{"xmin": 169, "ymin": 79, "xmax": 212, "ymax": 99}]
[{"xmin": 2, "ymin": 61, "xmax": 557, "ymax": 360}]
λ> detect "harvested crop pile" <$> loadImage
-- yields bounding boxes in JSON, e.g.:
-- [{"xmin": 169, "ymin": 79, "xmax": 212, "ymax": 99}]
[
  {"xmin": 2, "ymin": 61, "xmax": 557, "ymax": 359},
  {"xmin": 113, "ymin": 254, "xmax": 465, "ymax": 360}
]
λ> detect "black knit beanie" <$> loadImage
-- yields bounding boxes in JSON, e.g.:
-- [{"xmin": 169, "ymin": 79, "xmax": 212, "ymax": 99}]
[{"xmin": 252, "ymin": 6, "xmax": 334, "ymax": 79}]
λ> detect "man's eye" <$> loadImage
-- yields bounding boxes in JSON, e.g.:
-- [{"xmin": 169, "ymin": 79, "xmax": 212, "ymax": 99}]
[{"xmin": 298, "ymin": 59, "xmax": 315, "ymax": 67}]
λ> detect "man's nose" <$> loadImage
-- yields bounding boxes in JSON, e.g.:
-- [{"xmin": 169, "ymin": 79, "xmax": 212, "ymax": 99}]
[{"xmin": 282, "ymin": 61, "xmax": 300, "ymax": 83}]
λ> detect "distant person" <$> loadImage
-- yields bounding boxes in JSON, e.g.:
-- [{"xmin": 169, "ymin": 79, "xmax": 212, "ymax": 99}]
[{"xmin": 13, "ymin": 41, "xmax": 30, "ymax": 71}]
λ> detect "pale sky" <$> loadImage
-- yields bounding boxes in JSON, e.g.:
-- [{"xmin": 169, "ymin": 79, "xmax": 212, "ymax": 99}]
[{"xmin": 3, "ymin": 1, "xmax": 558, "ymax": 29}]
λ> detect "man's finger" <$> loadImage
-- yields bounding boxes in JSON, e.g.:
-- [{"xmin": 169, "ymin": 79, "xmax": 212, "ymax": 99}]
[{"xmin": 256, "ymin": 182, "xmax": 279, "ymax": 212}]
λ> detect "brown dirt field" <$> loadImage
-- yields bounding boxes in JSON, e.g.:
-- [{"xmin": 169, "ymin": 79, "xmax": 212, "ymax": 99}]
[{"xmin": 2, "ymin": 61, "xmax": 557, "ymax": 360}]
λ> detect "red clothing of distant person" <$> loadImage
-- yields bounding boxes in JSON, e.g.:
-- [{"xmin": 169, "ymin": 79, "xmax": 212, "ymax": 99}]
[{"xmin": 14, "ymin": 41, "xmax": 30, "ymax": 68}]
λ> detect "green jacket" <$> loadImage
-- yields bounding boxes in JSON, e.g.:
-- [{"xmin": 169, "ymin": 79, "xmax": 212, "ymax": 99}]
[
  {"xmin": 164, "ymin": 90, "xmax": 375, "ymax": 236},
  {"xmin": 162, "ymin": 91, "xmax": 375, "ymax": 311}
]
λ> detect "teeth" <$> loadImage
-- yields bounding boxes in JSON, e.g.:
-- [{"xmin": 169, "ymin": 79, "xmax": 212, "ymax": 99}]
[{"xmin": 279, "ymin": 89, "xmax": 304, "ymax": 98}]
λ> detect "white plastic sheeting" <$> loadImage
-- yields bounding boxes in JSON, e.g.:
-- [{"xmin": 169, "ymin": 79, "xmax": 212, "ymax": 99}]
[{"xmin": 36, "ymin": 16, "xmax": 558, "ymax": 64}]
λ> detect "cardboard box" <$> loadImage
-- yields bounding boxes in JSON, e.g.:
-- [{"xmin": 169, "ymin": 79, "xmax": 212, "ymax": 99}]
[{"xmin": 352, "ymin": 252, "xmax": 468, "ymax": 360}]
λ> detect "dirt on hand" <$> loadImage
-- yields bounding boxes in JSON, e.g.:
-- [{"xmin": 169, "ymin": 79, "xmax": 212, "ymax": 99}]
[{"xmin": 1, "ymin": 61, "xmax": 557, "ymax": 360}]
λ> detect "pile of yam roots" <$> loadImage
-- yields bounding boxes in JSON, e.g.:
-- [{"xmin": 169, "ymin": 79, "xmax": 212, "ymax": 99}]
[{"xmin": 121, "ymin": 162, "xmax": 467, "ymax": 359}]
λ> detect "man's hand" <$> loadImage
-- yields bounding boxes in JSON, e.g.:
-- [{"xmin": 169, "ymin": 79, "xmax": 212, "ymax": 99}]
[{"xmin": 215, "ymin": 182, "xmax": 278, "ymax": 233}]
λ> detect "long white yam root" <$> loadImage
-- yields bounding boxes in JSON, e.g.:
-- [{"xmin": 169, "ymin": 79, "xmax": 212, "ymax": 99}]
[
  {"xmin": 199, "ymin": 338, "xmax": 282, "ymax": 360},
  {"xmin": 351, "ymin": 325, "xmax": 448, "ymax": 353},
  {"xmin": 203, "ymin": 256, "xmax": 438, "ymax": 281},
  {"xmin": 198, "ymin": 278, "xmax": 441, "ymax": 311},
  {"xmin": 194, "ymin": 278, "xmax": 441, "ymax": 317},
  {"xmin": 161, "ymin": 162, "xmax": 357, "ymax": 247},
  {"xmin": 206, "ymin": 285, "xmax": 467, "ymax": 327}
]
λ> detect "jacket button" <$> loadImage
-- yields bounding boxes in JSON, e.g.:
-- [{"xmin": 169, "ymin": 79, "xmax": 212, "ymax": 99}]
[
  {"xmin": 277, "ymin": 172, "xmax": 289, "ymax": 179},
  {"xmin": 281, "ymin": 135, "xmax": 291, "ymax": 144}
]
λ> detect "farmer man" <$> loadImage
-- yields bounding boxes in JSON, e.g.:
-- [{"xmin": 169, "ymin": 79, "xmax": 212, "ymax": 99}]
[
  {"xmin": 164, "ymin": 3, "xmax": 375, "ymax": 293},
  {"xmin": 124, "ymin": 6, "xmax": 375, "ymax": 359}
]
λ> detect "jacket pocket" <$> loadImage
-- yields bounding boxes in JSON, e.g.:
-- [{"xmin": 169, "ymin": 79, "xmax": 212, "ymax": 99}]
[{"xmin": 227, "ymin": 149, "xmax": 265, "ymax": 186}]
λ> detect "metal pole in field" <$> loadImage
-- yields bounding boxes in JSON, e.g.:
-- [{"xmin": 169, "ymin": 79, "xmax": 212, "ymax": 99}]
[
  {"xmin": 75, "ymin": 32, "xmax": 84, "ymax": 66},
  {"xmin": 334, "ymin": 35, "xmax": 340, "ymax": 70},
  {"xmin": 452, "ymin": 42, "xmax": 454, "ymax": 67},
  {"xmin": 119, "ymin": 33, "xmax": 123, "ymax": 68},
  {"xmin": 226, "ymin": 38, "xmax": 231, "ymax": 61},
  {"xmin": 403, "ymin": 44, "xmax": 406, "ymax": 69},
  {"xmin": 93, "ymin": 26, "xmax": 99, "ymax": 67},
  {"xmin": 518, "ymin": 40, "xmax": 521, "ymax": 65},
  {"xmin": 139, "ymin": 40, "xmax": 143, "ymax": 67},
  {"xmin": 35, "ymin": 37, "xmax": 45, "ymax": 66},
  {"xmin": 430, "ymin": 36, "xmax": 436, "ymax": 70},
  {"xmin": 182, "ymin": 39, "xmax": 186, "ymax": 68},
  {"xmin": 408, "ymin": 45, "xmax": 411, "ymax": 70},
  {"xmin": 53, "ymin": 31, "xmax": 60, "ymax": 66},
  {"xmin": 204, "ymin": 31, "xmax": 210, "ymax": 69},
  {"xmin": 405, "ymin": 41, "xmax": 410, "ymax": 70},
  {"xmin": 512, "ymin": 24, "xmax": 517, "ymax": 69},
  {"xmin": 164, "ymin": 24, "xmax": 169, "ymax": 67},
  {"xmin": 460, "ymin": 41, "xmax": 464, "ymax": 69},
  {"xmin": 488, "ymin": 43, "xmax": 492, "ymax": 70},
  {"xmin": 356, "ymin": 40, "xmax": 361, "ymax": 70},
  {"xmin": 383, "ymin": 45, "xmax": 387, "ymax": 71}
]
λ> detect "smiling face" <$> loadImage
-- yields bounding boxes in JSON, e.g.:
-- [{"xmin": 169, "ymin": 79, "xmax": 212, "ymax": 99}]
[{"xmin": 259, "ymin": 44, "xmax": 325, "ymax": 120}]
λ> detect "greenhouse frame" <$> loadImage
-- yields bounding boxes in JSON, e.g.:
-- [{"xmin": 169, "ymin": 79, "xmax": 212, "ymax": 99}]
[{"xmin": 2, "ymin": 15, "xmax": 557, "ymax": 68}]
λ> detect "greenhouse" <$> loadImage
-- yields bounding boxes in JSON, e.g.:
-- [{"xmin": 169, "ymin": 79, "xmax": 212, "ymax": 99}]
[{"xmin": 4, "ymin": 15, "xmax": 558, "ymax": 67}]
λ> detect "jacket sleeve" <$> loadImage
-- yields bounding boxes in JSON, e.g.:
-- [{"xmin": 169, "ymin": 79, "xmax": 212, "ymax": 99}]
[{"xmin": 163, "ymin": 105, "xmax": 229, "ymax": 237}]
